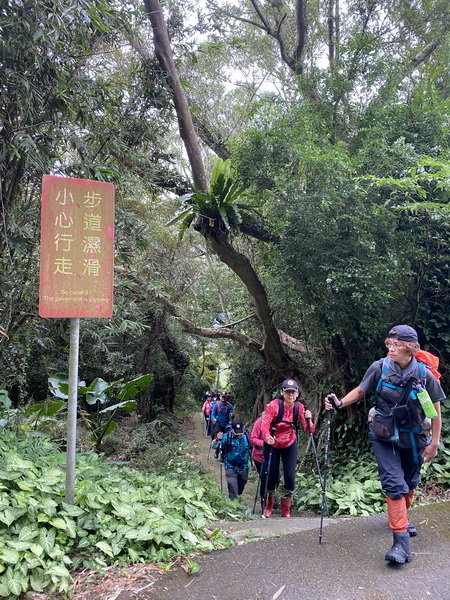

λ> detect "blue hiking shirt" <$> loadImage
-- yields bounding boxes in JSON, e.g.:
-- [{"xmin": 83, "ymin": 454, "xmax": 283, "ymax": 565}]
[
  {"xmin": 211, "ymin": 401, "xmax": 234, "ymax": 426},
  {"xmin": 217, "ymin": 432, "xmax": 250, "ymax": 473}
]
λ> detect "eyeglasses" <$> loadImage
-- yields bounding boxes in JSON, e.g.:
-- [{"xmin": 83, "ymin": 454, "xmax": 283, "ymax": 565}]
[{"xmin": 385, "ymin": 340, "xmax": 405, "ymax": 349}]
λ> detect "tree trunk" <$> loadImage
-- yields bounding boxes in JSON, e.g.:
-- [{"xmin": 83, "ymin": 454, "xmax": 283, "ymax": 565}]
[
  {"xmin": 144, "ymin": 0, "xmax": 308, "ymax": 404},
  {"xmin": 143, "ymin": 0, "xmax": 208, "ymax": 193}
]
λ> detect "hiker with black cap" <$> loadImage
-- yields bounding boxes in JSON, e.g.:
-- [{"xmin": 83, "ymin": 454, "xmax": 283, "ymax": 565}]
[
  {"xmin": 325, "ymin": 324, "xmax": 444, "ymax": 565},
  {"xmin": 212, "ymin": 419, "xmax": 251, "ymax": 500},
  {"xmin": 261, "ymin": 379, "xmax": 314, "ymax": 518}
]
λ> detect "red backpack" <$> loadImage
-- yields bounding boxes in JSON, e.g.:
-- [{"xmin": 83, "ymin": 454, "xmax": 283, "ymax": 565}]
[{"xmin": 415, "ymin": 350, "xmax": 441, "ymax": 382}]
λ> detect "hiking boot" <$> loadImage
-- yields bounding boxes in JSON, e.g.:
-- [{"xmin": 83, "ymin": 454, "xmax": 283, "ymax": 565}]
[
  {"xmin": 263, "ymin": 495, "xmax": 275, "ymax": 518},
  {"xmin": 407, "ymin": 521, "xmax": 417, "ymax": 537},
  {"xmin": 385, "ymin": 531, "xmax": 412, "ymax": 564},
  {"xmin": 281, "ymin": 498, "xmax": 292, "ymax": 518}
]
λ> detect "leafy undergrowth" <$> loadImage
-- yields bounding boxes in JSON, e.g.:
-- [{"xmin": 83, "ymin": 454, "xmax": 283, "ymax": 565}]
[
  {"xmin": 295, "ymin": 396, "xmax": 450, "ymax": 516},
  {"xmin": 295, "ymin": 448, "xmax": 450, "ymax": 517},
  {"xmin": 0, "ymin": 429, "xmax": 242, "ymax": 599}
]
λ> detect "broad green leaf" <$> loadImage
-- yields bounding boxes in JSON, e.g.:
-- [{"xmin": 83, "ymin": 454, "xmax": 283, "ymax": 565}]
[
  {"xmin": 4, "ymin": 455, "xmax": 35, "ymax": 471},
  {"xmin": 116, "ymin": 374, "xmax": 153, "ymax": 401},
  {"xmin": 0, "ymin": 581, "xmax": 9, "ymax": 596},
  {"xmin": 85, "ymin": 377, "xmax": 109, "ymax": 405},
  {"xmin": 30, "ymin": 544, "xmax": 44, "ymax": 557},
  {"xmin": 29, "ymin": 573, "xmax": 45, "ymax": 592},
  {"xmin": 6, "ymin": 567, "xmax": 23, "ymax": 596},
  {"xmin": 0, "ymin": 507, "xmax": 26, "ymax": 526},
  {"xmin": 7, "ymin": 541, "xmax": 30, "ymax": 552},
  {"xmin": 60, "ymin": 502, "xmax": 85, "ymax": 517},
  {"xmin": 0, "ymin": 549, "xmax": 20, "ymax": 564},
  {"xmin": 49, "ymin": 517, "xmax": 68, "ymax": 531},
  {"xmin": 165, "ymin": 207, "xmax": 193, "ymax": 227},
  {"xmin": 46, "ymin": 564, "xmax": 70, "ymax": 579},
  {"xmin": 95, "ymin": 541, "xmax": 114, "ymax": 557},
  {"xmin": 39, "ymin": 528, "xmax": 55, "ymax": 553},
  {"xmin": 128, "ymin": 547, "xmax": 140, "ymax": 561}
]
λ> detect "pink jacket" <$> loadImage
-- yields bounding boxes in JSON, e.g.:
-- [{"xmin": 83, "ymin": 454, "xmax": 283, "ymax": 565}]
[
  {"xmin": 250, "ymin": 416, "xmax": 264, "ymax": 463},
  {"xmin": 261, "ymin": 398, "xmax": 314, "ymax": 449},
  {"xmin": 202, "ymin": 401, "xmax": 213, "ymax": 416}
]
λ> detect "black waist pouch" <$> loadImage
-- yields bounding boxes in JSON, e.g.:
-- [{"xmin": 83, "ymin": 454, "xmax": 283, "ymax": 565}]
[
  {"xmin": 392, "ymin": 405, "xmax": 415, "ymax": 429},
  {"xmin": 372, "ymin": 412, "xmax": 398, "ymax": 441}
]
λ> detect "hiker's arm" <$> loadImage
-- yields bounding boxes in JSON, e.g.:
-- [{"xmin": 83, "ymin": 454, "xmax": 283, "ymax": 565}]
[
  {"xmin": 250, "ymin": 421, "xmax": 264, "ymax": 448},
  {"xmin": 422, "ymin": 402, "xmax": 442, "ymax": 463},
  {"xmin": 301, "ymin": 407, "xmax": 315, "ymax": 434},
  {"xmin": 261, "ymin": 402, "xmax": 277, "ymax": 443},
  {"xmin": 325, "ymin": 386, "xmax": 365, "ymax": 410}
]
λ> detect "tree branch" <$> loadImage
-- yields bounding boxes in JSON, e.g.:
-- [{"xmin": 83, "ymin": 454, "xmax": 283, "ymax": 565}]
[
  {"xmin": 191, "ymin": 113, "xmax": 230, "ymax": 160},
  {"xmin": 156, "ymin": 293, "xmax": 265, "ymax": 356}
]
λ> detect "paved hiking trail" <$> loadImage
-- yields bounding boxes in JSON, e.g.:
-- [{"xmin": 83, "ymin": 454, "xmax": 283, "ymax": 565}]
[{"xmin": 135, "ymin": 413, "xmax": 450, "ymax": 600}]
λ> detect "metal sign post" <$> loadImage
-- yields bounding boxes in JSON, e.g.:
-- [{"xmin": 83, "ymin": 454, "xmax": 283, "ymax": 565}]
[
  {"xmin": 39, "ymin": 176, "xmax": 114, "ymax": 503},
  {"xmin": 65, "ymin": 318, "xmax": 80, "ymax": 504}
]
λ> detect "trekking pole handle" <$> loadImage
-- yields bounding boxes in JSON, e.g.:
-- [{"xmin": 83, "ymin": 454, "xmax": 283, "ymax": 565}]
[
  {"xmin": 325, "ymin": 394, "xmax": 340, "ymax": 411},
  {"xmin": 266, "ymin": 426, "xmax": 276, "ymax": 445}
]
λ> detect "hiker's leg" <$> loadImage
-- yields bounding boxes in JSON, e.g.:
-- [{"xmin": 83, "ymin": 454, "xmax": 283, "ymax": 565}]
[
  {"xmin": 370, "ymin": 437, "xmax": 409, "ymax": 499},
  {"xmin": 401, "ymin": 446, "xmax": 423, "ymax": 536},
  {"xmin": 225, "ymin": 469, "xmax": 239, "ymax": 500},
  {"xmin": 371, "ymin": 436, "xmax": 412, "ymax": 563},
  {"xmin": 237, "ymin": 469, "xmax": 249, "ymax": 496},
  {"xmin": 401, "ymin": 445, "xmax": 423, "ymax": 493},
  {"xmin": 280, "ymin": 441, "xmax": 297, "ymax": 492}
]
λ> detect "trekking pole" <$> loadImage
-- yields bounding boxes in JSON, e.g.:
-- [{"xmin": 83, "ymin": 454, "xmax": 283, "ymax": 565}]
[
  {"xmin": 261, "ymin": 427, "xmax": 275, "ymax": 514},
  {"xmin": 318, "ymin": 399, "xmax": 334, "ymax": 544},
  {"xmin": 219, "ymin": 442, "xmax": 224, "ymax": 493},
  {"xmin": 307, "ymin": 417, "xmax": 329, "ymax": 519},
  {"xmin": 252, "ymin": 466, "xmax": 262, "ymax": 514}
]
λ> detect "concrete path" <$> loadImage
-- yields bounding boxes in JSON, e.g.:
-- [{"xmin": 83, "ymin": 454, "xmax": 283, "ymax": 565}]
[{"xmin": 128, "ymin": 500, "xmax": 450, "ymax": 600}]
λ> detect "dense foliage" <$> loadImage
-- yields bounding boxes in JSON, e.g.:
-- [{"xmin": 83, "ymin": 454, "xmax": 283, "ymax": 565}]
[
  {"xmin": 0, "ymin": 6, "xmax": 449, "ymax": 583},
  {"xmin": 0, "ymin": 428, "xmax": 241, "ymax": 598}
]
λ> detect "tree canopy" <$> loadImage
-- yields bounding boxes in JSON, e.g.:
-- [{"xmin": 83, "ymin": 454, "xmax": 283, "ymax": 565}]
[{"xmin": 1, "ymin": 0, "xmax": 450, "ymax": 419}]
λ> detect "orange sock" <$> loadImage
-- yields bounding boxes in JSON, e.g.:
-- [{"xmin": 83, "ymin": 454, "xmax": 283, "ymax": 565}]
[{"xmin": 386, "ymin": 497, "xmax": 408, "ymax": 532}]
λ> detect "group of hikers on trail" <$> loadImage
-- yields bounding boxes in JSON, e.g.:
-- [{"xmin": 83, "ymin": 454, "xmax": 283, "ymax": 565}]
[{"xmin": 201, "ymin": 324, "xmax": 444, "ymax": 566}]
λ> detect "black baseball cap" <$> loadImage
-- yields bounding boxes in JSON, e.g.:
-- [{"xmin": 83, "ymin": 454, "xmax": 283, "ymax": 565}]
[
  {"xmin": 388, "ymin": 325, "xmax": 418, "ymax": 343},
  {"xmin": 281, "ymin": 379, "xmax": 299, "ymax": 391}
]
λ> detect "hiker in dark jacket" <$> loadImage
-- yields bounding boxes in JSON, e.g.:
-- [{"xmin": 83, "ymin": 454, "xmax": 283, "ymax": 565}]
[
  {"xmin": 325, "ymin": 324, "xmax": 444, "ymax": 565},
  {"xmin": 261, "ymin": 379, "xmax": 314, "ymax": 518},
  {"xmin": 212, "ymin": 420, "xmax": 251, "ymax": 500}
]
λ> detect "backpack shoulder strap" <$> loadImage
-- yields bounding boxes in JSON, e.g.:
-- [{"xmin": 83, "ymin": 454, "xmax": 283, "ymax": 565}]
[
  {"xmin": 417, "ymin": 360, "xmax": 426, "ymax": 383},
  {"xmin": 376, "ymin": 357, "xmax": 390, "ymax": 392},
  {"xmin": 293, "ymin": 400, "xmax": 299, "ymax": 427},
  {"xmin": 275, "ymin": 398, "xmax": 284, "ymax": 423}
]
